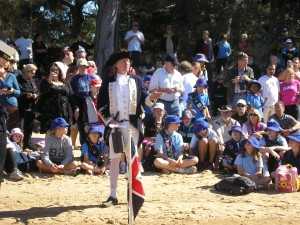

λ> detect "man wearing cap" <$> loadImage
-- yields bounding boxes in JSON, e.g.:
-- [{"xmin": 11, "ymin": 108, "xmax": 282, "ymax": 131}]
[
  {"xmin": 149, "ymin": 54, "xmax": 184, "ymax": 117},
  {"xmin": 70, "ymin": 58, "xmax": 96, "ymax": 145},
  {"xmin": 154, "ymin": 115, "xmax": 198, "ymax": 174},
  {"xmin": 279, "ymin": 38, "xmax": 297, "ymax": 69},
  {"xmin": 98, "ymin": 51, "xmax": 162, "ymax": 207},
  {"xmin": 269, "ymin": 101, "xmax": 300, "ymax": 137},
  {"xmin": 189, "ymin": 118, "xmax": 219, "ymax": 170},
  {"xmin": 278, "ymin": 28, "xmax": 295, "ymax": 52},
  {"xmin": 232, "ymin": 99, "xmax": 248, "ymax": 126},
  {"xmin": 225, "ymin": 52, "xmax": 254, "ymax": 107},
  {"xmin": 0, "ymin": 41, "xmax": 18, "ymax": 187},
  {"xmin": 213, "ymin": 105, "xmax": 240, "ymax": 146},
  {"xmin": 124, "ymin": 21, "xmax": 145, "ymax": 70}
]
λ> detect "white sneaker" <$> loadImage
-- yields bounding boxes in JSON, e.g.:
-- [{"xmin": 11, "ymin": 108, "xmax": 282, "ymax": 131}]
[
  {"xmin": 263, "ymin": 169, "xmax": 270, "ymax": 177},
  {"xmin": 139, "ymin": 162, "xmax": 144, "ymax": 173},
  {"xmin": 119, "ymin": 162, "xmax": 126, "ymax": 174},
  {"xmin": 179, "ymin": 166, "xmax": 197, "ymax": 174},
  {"xmin": 9, "ymin": 170, "xmax": 24, "ymax": 181}
]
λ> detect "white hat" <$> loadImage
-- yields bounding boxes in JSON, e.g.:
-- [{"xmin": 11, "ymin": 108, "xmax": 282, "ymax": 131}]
[
  {"xmin": 77, "ymin": 58, "xmax": 88, "ymax": 66},
  {"xmin": 75, "ymin": 45, "xmax": 86, "ymax": 54},
  {"xmin": 0, "ymin": 41, "xmax": 17, "ymax": 61},
  {"xmin": 236, "ymin": 99, "xmax": 247, "ymax": 106},
  {"xmin": 151, "ymin": 102, "xmax": 165, "ymax": 111}
]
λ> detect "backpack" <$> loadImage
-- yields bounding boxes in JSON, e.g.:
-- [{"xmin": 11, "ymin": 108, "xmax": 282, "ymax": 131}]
[
  {"xmin": 214, "ymin": 176, "xmax": 257, "ymax": 195},
  {"xmin": 275, "ymin": 164, "xmax": 299, "ymax": 192}
]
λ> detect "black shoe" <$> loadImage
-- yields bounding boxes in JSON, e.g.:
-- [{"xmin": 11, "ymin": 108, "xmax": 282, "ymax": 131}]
[{"xmin": 102, "ymin": 196, "xmax": 118, "ymax": 207}]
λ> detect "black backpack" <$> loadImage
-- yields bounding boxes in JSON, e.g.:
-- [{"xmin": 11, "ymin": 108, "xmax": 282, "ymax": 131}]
[{"xmin": 214, "ymin": 176, "xmax": 257, "ymax": 196}]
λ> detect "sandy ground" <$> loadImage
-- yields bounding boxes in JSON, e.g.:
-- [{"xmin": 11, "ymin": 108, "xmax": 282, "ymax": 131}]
[{"xmin": 1, "ymin": 133, "xmax": 300, "ymax": 225}]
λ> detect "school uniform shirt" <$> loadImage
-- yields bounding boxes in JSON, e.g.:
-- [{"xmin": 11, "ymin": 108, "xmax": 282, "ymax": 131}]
[
  {"xmin": 246, "ymin": 93, "xmax": 264, "ymax": 118},
  {"xmin": 186, "ymin": 91, "xmax": 210, "ymax": 119},
  {"xmin": 81, "ymin": 141, "xmax": 107, "ymax": 164},
  {"xmin": 259, "ymin": 135, "xmax": 287, "ymax": 147},
  {"xmin": 282, "ymin": 150, "xmax": 300, "ymax": 172},
  {"xmin": 155, "ymin": 130, "xmax": 184, "ymax": 160},
  {"xmin": 234, "ymin": 152, "xmax": 263, "ymax": 175},
  {"xmin": 223, "ymin": 138, "xmax": 242, "ymax": 159},
  {"xmin": 189, "ymin": 128, "xmax": 220, "ymax": 149}
]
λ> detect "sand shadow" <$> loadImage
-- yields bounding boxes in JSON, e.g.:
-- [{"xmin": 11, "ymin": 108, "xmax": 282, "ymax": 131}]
[{"xmin": 0, "ymin": 204, "xmax": 100, "ymax": 225}]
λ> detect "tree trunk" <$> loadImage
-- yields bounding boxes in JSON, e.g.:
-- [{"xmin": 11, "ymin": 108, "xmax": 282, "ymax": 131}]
[{"xmin": 94, "ymin": 0, "xmax": 120, "ymax": 78}]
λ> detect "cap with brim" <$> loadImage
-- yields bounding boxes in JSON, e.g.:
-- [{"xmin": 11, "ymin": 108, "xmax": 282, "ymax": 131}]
[
  {"xmin": 90, "ymin": 78, "xmax": 102, "ymax": 87},
  {"xmin": 164, "ymin": 115, "xmax": 182, "ymax": 126},
  {"xmin": 228, "ymin": 125, "xmax": 244, "ymax": 136},
  {"xmin": 248, "ymin": 80, "xmax": 261, "ymax": 91},
  {"xmin": 182, "ymin": 109, "xmax": 194, "ymax": 119},
  {"xmin": 282, "ymin": 28, "xmax": 288, "ymax": 32},
  {"xmin": 164, "ymin": 54, "xmax": 179, "ymax": 66},
  {"xmin": 248, "ymin": 137, "xmax": 260, "ymax": 150},
  {"xmin": 77, "ymin": 58, "xmax": 88, "ymax": 66},
  {"xmin": 143, "ymin": 75, "xmax": 152, "ymax": 83},
  {"xmin": 50, "ymin": 117, "xmax": 70, "ymax": 131},
  {"xmin": 106, "ymin": 52, "xmax": 131, "ymax": 67},
  {"xmin": 0, "ymin": 41, "xmax": 17, "ymax": 61},
  {"xmin": 218, "ymin": 105, "xmax": 233, "ymax": 112},
  {"xmin": 194, "ymin": 77, "xmax": 208, "ymax": 88},
  {"xmin": 193, "ymin": 118, "xmax": 209, "ymax": 133},
  {"xmin": 151, "ymin": 102, "xmax": 165, "ymax": 111},
  {"xmin": 10, "ymin": 128, "xmax": 24, "ymax": 141},
  {"xmin": 236, "ymin": 99, "xmax": 247, "ymax": 106},
  {"xmin": 286, "ymin": 39, "xmax": 293, "ymax": 44},
  {"xmin": 75, "ymin": 45, "xmax": 86, "ymax": 54},
  {"xmin": 192, "ymin": 53, "xmax": 209, "ymax": 63},
  {"xmin": 265, "ymin": 120, "xmax": 281, "ymax": 132},
  {"xmin": 287, "ymin": 134, "xmax": 300, "ymax": 143}
]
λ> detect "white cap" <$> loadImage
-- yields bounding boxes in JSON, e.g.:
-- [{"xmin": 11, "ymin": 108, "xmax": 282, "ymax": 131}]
[
  {"xmin": 236, "ymin": 99, "xmax": 247, "ymax": 106},
  {"xmin": 0, "ymin": 41, "xmax": 17, "ymax": 61},
  {"xmin": 152, "ymin": 102, "xmax": 165, "ymax": 111}
]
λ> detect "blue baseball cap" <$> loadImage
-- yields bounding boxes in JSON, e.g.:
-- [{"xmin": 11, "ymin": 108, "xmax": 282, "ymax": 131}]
[
  {"xmin": 143, "ymin": 75, "xmax": 152, "ymax": 83},
  {"xmin": 50, "ymin": 117, "xmax": 69, "ymax": 131},
  {"xmin": 164, "ymin": 115, "xmax": 182, "ymax": 126},
  {"xmin": 265, "ymin": 120, "xmax": 281, "ymax": 132},
  {"xmin": 164, "ymin": 54, "xmax": 179, "ymax": 66},
  {"xmin": 287, "ymin": 134, "xmax": 300, "ymax": 142},
  {"xmin": 228, "ymin": 125, "xmax": 244, "ymax": 136},
  {"xmin": 247, "ymin": 137, "xmax": 260, "ymax": 150},
  {"xmin": 194, "ymin": 77, "xmax": 208, "ymax": 88},
  {"xmin": 192, "ymin": 53, "xmax": 209, "ymax": 63},
  {"xmin": 88, "ymin": 125, "xmax": 103, "ymax": 135},
  {"xmin": 193, "ymin": 118, "xmax": 209, "ymax": 133}
]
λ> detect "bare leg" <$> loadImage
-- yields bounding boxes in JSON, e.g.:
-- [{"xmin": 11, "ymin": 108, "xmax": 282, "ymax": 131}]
[
  {"xmin": 208, "ymin": 137, "xmax": 218, "ymax": 163},
  {"xmin": 198, "ymin": 138, "xmax": 208, "ymax": 163}
]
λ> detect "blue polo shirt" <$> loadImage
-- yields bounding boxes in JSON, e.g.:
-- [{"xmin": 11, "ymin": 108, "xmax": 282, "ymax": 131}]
[
  {"xmin": 234, "ymin": 152, "xmax": 263, "ymax": 175},
  {"xmin": 189, "ymin": 128, "xmax": 220, "ymax": 149},
  {"xmin": 81, "ymin": 142, "xmax": 107, "ymax": 163},
  {"xmin": 155, "ymin": 130, "xmax": 184, "ymax": 160},
  {"xmin": 186, "ymin": 91, "xmax": 210, "ymax": 119},
  {"xmin": 246, "ymin": 93, "xmax": 264, "ymax": 118}
]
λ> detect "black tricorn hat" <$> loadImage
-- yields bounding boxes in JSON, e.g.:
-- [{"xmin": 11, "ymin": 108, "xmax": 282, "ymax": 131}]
[{"xmin": 105, "ymin": 51, "xmax": 131, "ymax": 67}]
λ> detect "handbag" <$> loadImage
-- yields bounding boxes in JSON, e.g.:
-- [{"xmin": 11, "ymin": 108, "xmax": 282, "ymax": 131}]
[
  {"xmin": 275, "ymin": 164, "xmax": 299, "ymax": 192},
  {"xmin": 111, "ymin": 128, "xmax": 125, "ymax": 153}
]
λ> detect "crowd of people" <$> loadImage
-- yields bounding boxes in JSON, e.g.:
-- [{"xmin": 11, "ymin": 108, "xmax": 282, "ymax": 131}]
[{"xmin": 0, "ymin": 23, "xmax": 300, "ymax": 207}]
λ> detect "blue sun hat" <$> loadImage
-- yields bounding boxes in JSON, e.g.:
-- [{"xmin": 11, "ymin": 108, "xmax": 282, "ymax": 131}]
[
  {"xmin": 194, "ymin": 77, "xmax": 208, "ymax": 88},
  {"xmin": 247, "ymin": 137, "xmax": 260, "ymax": 150},
  {"xmin": 228, "ymin": 125, "xmax": 244, "ymax": 136},
  {"xmin": 265, "ymin": 120, "xmax": 281, "ymax": 133},
  {"xmin": 192, "ymin": 53, "xmax": 209, "ymax": 63},
  {"xmin": 50, "ymin": 117, "xmax": 69, "ymax": 131},
  {"xmin": 248, "ymin": 80, "xmax": 261, "ymax": 91},
  {"xmin": 193, "ymin": 118, "xmax": 209, "ymax": 133},
  {"xmin": 88, "ymin": 125, "xmax": 103, "ymax": 134},
  {"xmin": 287, "ymin": 134, "xmax": 300, "ymax": 143},
  {"xmin": 164, "ymin": 115, "xmax": 182, "ymax": 126}
]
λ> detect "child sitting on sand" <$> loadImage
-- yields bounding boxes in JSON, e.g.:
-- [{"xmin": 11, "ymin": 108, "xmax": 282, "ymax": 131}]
[
  {"xmin": 81, "ymin": 126, "xmax": 109, "ymax": 175},
  {"xmin": 36, "ymin": 117, "xmax": 78, "ymax": 175}
]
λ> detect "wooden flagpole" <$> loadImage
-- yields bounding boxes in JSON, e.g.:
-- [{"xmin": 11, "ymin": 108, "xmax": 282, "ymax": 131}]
[{"xmin": 128, "ymin": 129, "xmax": 134, "ymax": 225}]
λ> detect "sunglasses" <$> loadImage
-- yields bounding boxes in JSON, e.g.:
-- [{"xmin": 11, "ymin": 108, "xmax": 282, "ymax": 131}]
[
  {"xmin": 237, "ymin": 104, "xmax": 245, "ymax": 107},
  {"xmin": 249, "ymin": 113, "xmax": 258, "ymax": 116}
]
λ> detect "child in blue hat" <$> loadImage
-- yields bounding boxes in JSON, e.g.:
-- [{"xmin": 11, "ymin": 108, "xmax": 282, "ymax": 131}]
[
  {"xmin": 234, "ymin": 137, "xmax": 272, "ymax": 187},
  {"xmin": 186, "ymin": 77, "xmax": 211, "ymax": 120},
  {"xmin": 36, "ymin": 117, "xmax": 78, "ymax": 175},
  {"xmin": 81, "ymin": 125, "xmax": 108, "ymax": 175},
  {"xmin": 219, "ymin": 125, "xmax": 244, "ymax": 174}
]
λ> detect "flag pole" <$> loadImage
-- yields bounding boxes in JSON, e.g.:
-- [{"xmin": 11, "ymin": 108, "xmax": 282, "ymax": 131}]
[{"xmin": 128, "ymin": 129, "xmax": 134, "ymax": 225}]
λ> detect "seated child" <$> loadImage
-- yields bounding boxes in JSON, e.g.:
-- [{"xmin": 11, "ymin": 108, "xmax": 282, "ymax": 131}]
[
  {"xmin": 154, "ymin": 115, "xmax": 198, "ymax": 174},
  {"xmin": 234, "ymin": 137, "xmax": 272, "ymax": 187},
  {"xmin": 36, "ymin": 117, "xmax": 78, "ymax": 175},
  {"xmin": 9, "ymin": 128, "xmax": 39, "ymax": 173},
  {"xmin": 219, "ymin": 125, "xmax": 244, "ymax": 173},
  {"xmin": 259, "ymin": 120, "xmax": 289, "ymax": 177},
  {"xmin": 186, "ymin": 77, "xmax": 211, "ymax": 121},
  {"xmin": 189, "ymin": 118, "xmax": 220, "ymax": 170},
  {"xmin": 178, "ymin": 109, "xmax": 194, "ymax": 155},
  {"xmin": 271, "ymin": 133, "xmax": 300, "ymax": 179},
  {"xmin": 81, "ymin": 126, "xmax": 109, "ymax": 175}
]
